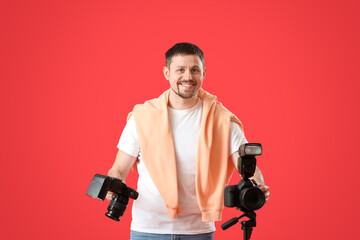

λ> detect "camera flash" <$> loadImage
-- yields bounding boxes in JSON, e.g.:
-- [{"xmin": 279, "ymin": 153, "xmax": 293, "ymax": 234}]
[
  {"xmin": 239, "ymin": 143, "xmax": 262, "ymax": 157},
  {"xmin": 245, "ymin": 145, "xmax": 262, "ymax": 155}
]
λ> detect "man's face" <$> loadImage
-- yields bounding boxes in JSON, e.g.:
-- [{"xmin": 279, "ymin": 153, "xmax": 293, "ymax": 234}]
[{"xmin": 163, "ymin": 54, "xmax": 205, "ymax": 99}]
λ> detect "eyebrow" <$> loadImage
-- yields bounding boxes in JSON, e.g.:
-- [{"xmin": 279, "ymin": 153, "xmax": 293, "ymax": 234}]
[{"xmin": 175, "ymin": 65, "xmax": 200, "ymax": 68}]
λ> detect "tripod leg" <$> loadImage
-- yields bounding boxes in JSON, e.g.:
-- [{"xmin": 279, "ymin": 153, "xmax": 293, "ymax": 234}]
[{"xmin": 243, "ymin": 227, "xmax": 253, "ymax": 240}]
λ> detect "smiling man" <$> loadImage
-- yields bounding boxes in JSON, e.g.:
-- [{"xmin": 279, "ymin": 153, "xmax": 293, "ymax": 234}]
[
  {"xmin": 106, "ymin": 42, "xmax": 269, "ymax": 240},
  {"xmin": 164, "ymin": 54, "xmax": 205, "ymax": 108}
]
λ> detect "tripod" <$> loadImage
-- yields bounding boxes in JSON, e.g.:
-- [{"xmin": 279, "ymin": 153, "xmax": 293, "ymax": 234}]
[{"xmin": 221, "ymin": 210, "xmax": 257, "ymax": 240}]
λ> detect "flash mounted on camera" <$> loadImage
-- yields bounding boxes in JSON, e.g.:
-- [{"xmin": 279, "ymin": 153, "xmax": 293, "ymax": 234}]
[
  {"xmin": 86, "ymin": 174, "xmax": 138, "ymax": 221},
  {"xmin": 222, "ymin": 143, "xmax": 265, "ymax": 240}
]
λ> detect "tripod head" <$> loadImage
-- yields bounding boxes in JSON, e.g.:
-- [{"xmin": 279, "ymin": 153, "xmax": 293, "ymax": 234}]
[{"xmin": 221, "ymin": 209, "xmax": 257, "ymax": 240}]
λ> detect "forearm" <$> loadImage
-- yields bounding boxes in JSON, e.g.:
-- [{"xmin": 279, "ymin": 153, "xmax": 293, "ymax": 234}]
[
  {"xmin": 106, "ymin": 150, "xmax": 137, "ymax": 201},
  {"xmin": 107, "ymin": 168, "xmax": 129, "ymax": 182},
  {"xmin": 250, "ymin": 166, "xmax": 265, "ymax": 185},
  {"xmin": 108, "ymin": 150, "xmax": 137, "ymax": 182}
]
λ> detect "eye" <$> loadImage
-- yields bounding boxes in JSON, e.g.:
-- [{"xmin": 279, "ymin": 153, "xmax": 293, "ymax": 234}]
[
  {"xmin": 192, "ymin": 68, "xmax": 200, "ymax": 73},
  {"xmin": 177, "ymin": 69, "xmax": 185, "ymax": 73}
]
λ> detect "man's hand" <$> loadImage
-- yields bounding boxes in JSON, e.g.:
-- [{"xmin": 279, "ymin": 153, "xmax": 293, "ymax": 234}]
[
  {"xmin": 251, "ymin": 179, "xmax": 270, "ymax": 203},
  {"xmin": 250, "ymin": 167, "xmax": 270, "ymax": 203},
  {"xmin": 106, "ymin": 191, "xmax": 115, "ymax": 201},
  {"xmin": 259, "ymin": 184, "xmax": 270, "ymax": 202}
]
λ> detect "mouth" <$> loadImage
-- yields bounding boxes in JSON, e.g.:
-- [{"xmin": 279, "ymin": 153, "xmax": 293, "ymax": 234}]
[{"xmin": 178, "ymin": 81, "xmax": 196, "ymax": 89}]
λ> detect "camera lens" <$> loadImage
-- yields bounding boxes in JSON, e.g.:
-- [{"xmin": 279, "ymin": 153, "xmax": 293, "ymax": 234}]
[
  {"xmin": 239, "ymin": 187, "xmax": 265, "ymax": 211},
  {"xmin": 105, "ymin": 193, "xmax": 129, "ymax": 221}
]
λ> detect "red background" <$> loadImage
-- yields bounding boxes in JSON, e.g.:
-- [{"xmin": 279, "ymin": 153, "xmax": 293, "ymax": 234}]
[{"xmin": 1, "ymin": 0, "xmax": 359, "ymax": 239}]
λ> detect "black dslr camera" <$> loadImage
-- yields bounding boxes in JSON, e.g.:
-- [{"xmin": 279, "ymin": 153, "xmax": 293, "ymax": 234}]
[
  {"xmin": 224, "ymin": 143, "xmax": 265, "ymax": 211},
  {"xmin": 222, "ymin": 143, "xmax": 265, "ymax": 239},
  {"xmin": 86, "ymin": 174, "xmax": 138, "ymax": 221}
]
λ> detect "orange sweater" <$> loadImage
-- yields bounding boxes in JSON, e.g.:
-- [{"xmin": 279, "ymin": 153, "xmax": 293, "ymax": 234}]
[{"xmin": 130, "ymin": 89, "xmax": 243, "ymax": 222}]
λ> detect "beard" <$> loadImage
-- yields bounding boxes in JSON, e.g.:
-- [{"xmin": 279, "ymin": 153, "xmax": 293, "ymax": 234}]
[{"xmin": 170, "ymin": 80, "xmax": 197, "ymax": 99}]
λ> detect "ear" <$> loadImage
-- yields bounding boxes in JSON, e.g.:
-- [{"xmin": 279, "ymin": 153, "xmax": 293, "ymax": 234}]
[
  {"xmin": 163, "ymin": 66, "xmax": 170, "ymax": 80},
  {"xmin": 203, "ymin": 66, "xmax": 206, "ymax": 78}
]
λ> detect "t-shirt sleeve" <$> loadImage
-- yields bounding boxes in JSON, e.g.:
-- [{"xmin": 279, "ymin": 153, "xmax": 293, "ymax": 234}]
[
  {"xmin": 117, "ymin": 115, "xmax": 140, "ymax": 157},
  {"xmin": 229, "ymin": 121, "xmax": 248, "ymax": 156}
]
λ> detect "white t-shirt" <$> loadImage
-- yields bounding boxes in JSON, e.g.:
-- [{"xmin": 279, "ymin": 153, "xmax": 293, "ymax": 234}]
[{"xmin": 117, "ymin": 99, "xmax": 247, "ymax": 234}]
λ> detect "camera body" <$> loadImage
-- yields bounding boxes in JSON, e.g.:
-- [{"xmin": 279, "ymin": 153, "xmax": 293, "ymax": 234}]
[
  {"xmin": 86, "ymin": 174, "xmax": 138, "ymax": 221},
  {"xmin": 224, "ymin": 143, "xmax": 265, "ymax": 211}
]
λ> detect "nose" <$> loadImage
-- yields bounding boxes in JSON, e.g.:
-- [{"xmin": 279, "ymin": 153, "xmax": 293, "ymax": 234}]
[{"xmin": 184, "ymin": 69, "xmax": 193, "ymax": 80}]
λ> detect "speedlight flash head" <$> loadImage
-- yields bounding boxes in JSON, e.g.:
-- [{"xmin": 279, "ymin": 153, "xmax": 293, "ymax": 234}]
[
  {"xmin": 238, "ymin": 143, "xmax": 262, "ymax": 179},
  {"xmin": 86, "ymin": 174, "xmax": 112, "ymax": 200},
  {"xmin": 239, "ymin": 143, "xmax": 262, "ymax": 157}
]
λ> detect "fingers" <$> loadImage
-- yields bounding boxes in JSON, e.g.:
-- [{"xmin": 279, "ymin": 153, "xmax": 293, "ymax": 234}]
[
  {"xmin": 257, "ymin": 184, "xmax": 270, "ymax": 203},
  {"xmin": 106, "ymin": 191, "xmax": 114, "ymax": 201},
  {"xmin": 249, "ymin": 178, "xmax": 270, "ymax": 203}
]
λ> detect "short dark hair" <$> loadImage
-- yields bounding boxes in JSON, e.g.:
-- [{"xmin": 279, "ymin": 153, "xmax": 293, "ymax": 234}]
[{"xmin": 165, "ymin": 42, "xmax": 204, "ymax": 68}]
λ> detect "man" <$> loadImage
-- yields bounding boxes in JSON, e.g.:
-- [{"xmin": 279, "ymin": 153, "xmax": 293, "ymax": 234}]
[{"xmin": 107, "ymin": 42, "xmax": 270, "ymax": 240}]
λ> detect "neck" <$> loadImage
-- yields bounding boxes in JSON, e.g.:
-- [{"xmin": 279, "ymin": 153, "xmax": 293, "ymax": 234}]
[{"xmin": 168, "ymin": 90, "xmax": 199, "ymax": 110}]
